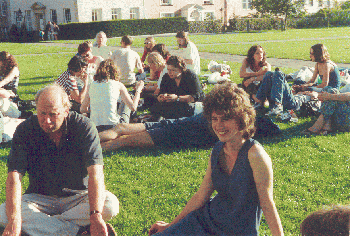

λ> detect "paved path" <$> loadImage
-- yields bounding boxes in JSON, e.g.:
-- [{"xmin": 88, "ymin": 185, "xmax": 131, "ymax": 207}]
[{"xmin": 29, "ymin": 41, "xmax": 350, "ymax": 70}]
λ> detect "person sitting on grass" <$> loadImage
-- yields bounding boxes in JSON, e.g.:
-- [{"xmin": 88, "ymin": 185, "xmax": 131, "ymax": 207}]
[
  {"xmin": 302, "ymin": 86, "xmax": 350, "ymax": 135},
  {"xmin": 175, "ymin": 31, "xmax": 200, "ymax": 75},
  {"xmin": 56, "ymin": 55, "xmax": 88, "ymax": 113},
  {"xmin": 141, "ymin": 36, "xmax": 156, "ymax": 73},
  {"xmin": 240, "ymin": 45, "xmax": 271, "ymax": 105},
  {"xmin": 111, "ymin": 35, "xmax": 144, "ymax": 86},
  {"xmin": 148, "ymin": 81, "xmax": 284, "ymax": 236},
  {"xmin": 149, "ymin": 55, "xmax": 204, "ymax": 119},
  {"xmin": 300, "ymin": 205, "xmax": 350, "ymax": 236},
  {"xmin": 80, "ymin": 59, "xmax": 144, "ymax": 132},
  {"xmin": 293, "ymin": 44, "xmax": 340, "ymax": 93},
  {"xmin": 0, "ymin": 51, "xmax": 20, "ymax": 97},
  {"xmin": 92, "ymin": 31, "xmax": 111, "ymax": 60},
  {"xmin": 142, "ymin": 52, "xmax": 167, "ymax": 96}
]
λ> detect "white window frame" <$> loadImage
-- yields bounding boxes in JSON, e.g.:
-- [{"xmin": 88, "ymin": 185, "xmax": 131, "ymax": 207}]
[
  {"xmin": 203, "ymin": 0, "xmax": 214, "ymax": 5},
  {"xmin": 160, "ymin": 12, "xmax": 174, "ymax": 18},
  {"xmin": 160, "ymin": 0, "xmax": 173, "ymax": 6},
  {"xmin": 318, "ymin": 0, "xmax": 323, "ymax": 7},
  {"xmin": 130, "ymin": 8, "xmax": 139, "ymax": 19},
  {"xmin": 203, "ymin": 11, "xmax": 215, "ymax": 20},
  {"xmin": 64, "ymin": 8, "xmax": 71, "ymax": 23},
  {"xmin": 111, "ymin": 8, "xmax": 121, "ymax": 20},
  {"xmin": 242, "ymin": 0, "xmax": 252, "ymax": 10},
  {"xmin": 50, "ymin": 9, "xmax": 57, "ymax": 23},
  {"xmin": 92, "ymin": 9, "xmax": 98, "ymax": 21}
]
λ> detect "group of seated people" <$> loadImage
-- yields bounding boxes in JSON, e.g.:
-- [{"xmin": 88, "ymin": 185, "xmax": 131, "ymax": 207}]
[{"xmin": 1, "ymin": 31, "xmax": 349, "ymax": 235}]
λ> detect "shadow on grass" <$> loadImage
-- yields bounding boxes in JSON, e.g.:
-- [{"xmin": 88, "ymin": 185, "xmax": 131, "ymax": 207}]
[{"xmin": 19, "ymin": 77, "xmax": 55, "ymax": 86}]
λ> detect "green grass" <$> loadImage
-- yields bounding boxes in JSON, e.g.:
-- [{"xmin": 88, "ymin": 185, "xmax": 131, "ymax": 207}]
[
  {"xmin": 0, "ymin": 30, "xmax": 349, "ymax": 235},
  {"xmin": 0, "ymin": 43, "xmax": 76, "ymax": 55}
]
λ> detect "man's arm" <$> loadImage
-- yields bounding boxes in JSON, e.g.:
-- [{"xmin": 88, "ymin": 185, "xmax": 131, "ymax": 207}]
[
  {"xmin": 87, "ymin": 164, "xmax": 108, "ymax": 236},
  {"xmin": 3, "ymin": 171, "xmax": 22, "ymax": 236}
]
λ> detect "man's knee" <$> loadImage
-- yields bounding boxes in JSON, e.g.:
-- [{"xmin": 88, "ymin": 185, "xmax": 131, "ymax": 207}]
[{"xmin": 102, "ymin": 191, "xmax": 119, "ymax": 221}]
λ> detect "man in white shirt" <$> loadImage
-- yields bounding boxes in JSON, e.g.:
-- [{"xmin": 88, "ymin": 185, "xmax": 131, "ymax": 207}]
[{"xmin": 111, "ymin": 35, "xmax": 144, "ymax": 86}]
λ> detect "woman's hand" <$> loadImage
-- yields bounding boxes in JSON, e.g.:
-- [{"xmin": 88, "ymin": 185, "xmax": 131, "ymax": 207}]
[
  {"xmin": 135, "ymin": 80, "xmax": 144, "ymax": 93},
  {"xmin": 243, "ymin": 78, "xmax": 254, "ymax": 87},
  {"xmin": 163, "ymin": 94, "xmax": 178, "ymax": 102},
  {"xmin": 0, "ymin": 89, "xmax": 15, "ymax": 98},
  {"xmin": 257, "ymin": 68, "xmax": 268, "ymax": 76},
  {"xmin": 149, "ymin": 221, "xmax": 170, "ymax": 236},
  {"xmin": 157, "ymin": 94, "xmax": 166, "ymax": 102}
]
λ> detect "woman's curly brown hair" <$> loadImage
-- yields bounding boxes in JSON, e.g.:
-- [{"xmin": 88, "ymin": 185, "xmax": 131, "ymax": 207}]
[
  {"xmin": 311, "ymin": 44, "xmax": 330, "ymax": 63},
  {"xmin": 0, "ymin": 51, "xmax": 18, "ymax": 77},
  {"xmin": 203, "ymin": 81, "xmax": 256, "ymax": 140},
  {"xmin": 93, "ymin": 59, "xmax": 120, "ymax": 82},
  {"xmin": 246, "ymin": 45, "xmax": 267, "ymax": 69}
]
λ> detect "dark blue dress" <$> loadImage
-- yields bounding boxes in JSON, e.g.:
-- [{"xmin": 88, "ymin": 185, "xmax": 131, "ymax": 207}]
[{"xmin": 156, "ymin": 139, "xmax": 262, "ymax": 236}]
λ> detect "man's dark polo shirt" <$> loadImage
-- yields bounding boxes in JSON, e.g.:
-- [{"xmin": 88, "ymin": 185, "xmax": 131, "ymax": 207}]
[{"xmin": 7, "ymin": 112, "xmax": 103, "ymax": 197}]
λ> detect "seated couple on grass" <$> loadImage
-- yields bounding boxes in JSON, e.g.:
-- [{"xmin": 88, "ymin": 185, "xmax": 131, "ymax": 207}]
[{"xmin": 254, "ymin": 44, "xmax": 341, "ymax": 116}]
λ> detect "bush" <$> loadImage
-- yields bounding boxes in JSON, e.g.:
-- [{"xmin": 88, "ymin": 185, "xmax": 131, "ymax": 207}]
[
  {"xmin": 59, "ymin": 17, "xmax": 189, "ymax": 40},
  {"xmin": 227, "ymin": 18, "xmax": 285, "ymax": 31},
  {"xmin": 340, "ymin": 1, "xmax": 350, "ymax": 9},
  {"xmin": 9, "ymin": 24, "xmax": 19, "ymax": 42},
  {"xmin": 188, "ymin": 20, "xmax": 222, "ymax": 34}
]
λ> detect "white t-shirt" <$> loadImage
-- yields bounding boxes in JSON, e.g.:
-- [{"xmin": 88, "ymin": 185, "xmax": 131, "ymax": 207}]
[
  {"xmin": 111, "ymin": 48, "xmax": 143, "ymax": 85},
  {"xmin": 157, "ymin": 67, "xmax": 168, "ymax": 88},
  {"xmin": 177, "ymin": 41, "xmax": 200, "ymax": 75},
  {"xmin": 89, "ymin": 80, "xmax": 122, "ymax": 126},
  {"xmin": 92, "ymin": 45, "xmax": 111, "ymax": 60}
]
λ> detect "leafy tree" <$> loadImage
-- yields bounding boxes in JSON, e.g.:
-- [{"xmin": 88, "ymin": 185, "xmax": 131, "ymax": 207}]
[
  {"xmin": 340, "ymin": 0, "xmax": 350, "ymax": 9},
  {"xmin": 251, "ymin": 0, "xmax": 305, "ymax": 29}
]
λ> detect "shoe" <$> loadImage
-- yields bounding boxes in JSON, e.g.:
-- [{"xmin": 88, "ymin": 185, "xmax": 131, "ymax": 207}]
[{"xmin": 266, "ymin": 105, "xmax": 283, "ymax": 116}]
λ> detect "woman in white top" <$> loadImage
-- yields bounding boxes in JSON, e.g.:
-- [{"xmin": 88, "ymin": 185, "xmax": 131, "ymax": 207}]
[
  {"xmin": 80, "ymin": 59, "xmax": 144, "ymax": 132},
  {"xmin": 175, "ymin": 31, "xmax": 200, "ymax": 75},
  {"xmin": 92, "ymin": 31, "xmax": 111, "ymax": 60},
  {"xmin": 240, "ymin": 45, "xmax": 271, "ymax": 104}
]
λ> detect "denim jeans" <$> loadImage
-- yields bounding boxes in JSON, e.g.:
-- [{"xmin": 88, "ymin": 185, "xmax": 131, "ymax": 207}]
[{"xmin": 256, "ymin": 71, "xmax": 298, "ymax": 110}]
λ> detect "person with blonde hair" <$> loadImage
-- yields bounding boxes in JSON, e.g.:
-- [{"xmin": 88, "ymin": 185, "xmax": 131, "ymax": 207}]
[
  {"xmin": 92, "ymin": 31, "xmax": 111, "ymax": 60},
  {"xmin": 149, "ymin": 81, "xmax": 284, "ymax": 235},
  {"xmin": 144, "ymin": 52, "xmax": 167, "ymax": 94},
  {"xmin": 80, "ymin": 59, "xmax": 144, "ymax": 132}
]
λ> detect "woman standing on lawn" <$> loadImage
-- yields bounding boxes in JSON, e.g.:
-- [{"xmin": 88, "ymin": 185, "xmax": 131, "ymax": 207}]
[
  {"xmin": 0, "ymin": 51, "xmax": 19, "ymax": 97},
  {"xmin": 175, "ymin": 31, "xmax": 200, "ymax": 75},
  {"xmin": 80, "ymin": 59, "xmax": 144, "ymax": 132},
  {"xmin": 240, "ymin": 45, "xmax": 271, "ymax": 104},
  {"xmin": 149, "ymin": 82, "xmax": 284, "ymax": 236},
  {"xmin": 293, "ymin": 44, "xmax": 340, "ymax": 92}
]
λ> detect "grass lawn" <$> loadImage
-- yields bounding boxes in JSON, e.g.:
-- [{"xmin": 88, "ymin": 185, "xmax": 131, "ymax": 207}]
[{"xmin": 0, "ymin": 34, "xmax": 349, "ymax": 235}]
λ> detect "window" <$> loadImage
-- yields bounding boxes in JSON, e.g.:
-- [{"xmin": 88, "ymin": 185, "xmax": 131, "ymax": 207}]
[
  {"xmin": 50, "ymin": 9, "xmax": 57, "ymax": 23},
  {"xmin": 160, "ymin": 12, "xmax": 174, "ymax": 18},
  {"xmin": 204, "ymin": 11, "xmax": 215, "ymax": 20},
  {"xmin": 92, "ymin": 9, "xmax": 102, "ymax": 21},
  {"xmin": 64, "ymin": 8, "xmax": 71, "ymax": 23},
  {"xmin": 204, "ymin": 0, "xmax": 214, "ymax": 4},
  {"xmin": 160, "ymin": 0, "xmax": 172, "ymax": 6},
  {"xmin": 111, "ymin": 8, "xmax": 121, "ymax": 20},
  {"xmin": 130, "ymin": 8, "xmax": 139, "ymax": 19},
  {"xmin": 25, "ymin": 10, "xmax": 32, "ymax": 31},
  {"xmin": 326, "ymin": 0, "xmax": 331, "ymax": 6},
  {"xmin": 309, "ymin": 0, "xmax": 313, "ymax": 6},
  {"xmin": 318, "ymin": 0, "xmax": 322, "ymax": 7},
  {"xmin": 242, "ymin": 0, "xmax": 252, "ymax": 10},
  {"xmin": 1, "ymin": 1, "xmax": 7, "ymax": 16}
]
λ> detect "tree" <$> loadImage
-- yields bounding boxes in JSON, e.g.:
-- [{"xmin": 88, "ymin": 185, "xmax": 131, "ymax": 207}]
[{"xmin": 251, "ymin": 0, "xmax": 305, "ymax": 29}]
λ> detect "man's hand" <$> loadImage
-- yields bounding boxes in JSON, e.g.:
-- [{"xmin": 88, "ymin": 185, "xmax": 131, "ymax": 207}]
[
  {"xmin": 3, "ymin": 219, "xmax": 21, "ymax": 236},
  {"xmin": 90, "ymin": 213, "xmax": 108, "ymax": 236}
]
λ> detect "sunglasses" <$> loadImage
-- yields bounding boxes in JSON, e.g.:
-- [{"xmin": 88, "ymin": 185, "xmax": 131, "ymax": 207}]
[{"xmin": 144, "ymin": 42, "xmax": 151, "ymax": 45}]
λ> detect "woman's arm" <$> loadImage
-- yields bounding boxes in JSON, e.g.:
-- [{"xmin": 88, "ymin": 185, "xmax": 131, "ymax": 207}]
[
  {"xmin": 256, "ymin": 62, "xmax": 271, "ymax": 81},
  {"xmin": 149, "ymin": 157, "xmax": 215, "ymax": 235},
  {"xmin": 0, "ymin": 66, "xmax": 19, "ymax": 88},
  {"xmin": 119, "ymin": 81, "xmax": 144, "ymax": 111},
  {"xmin": 318, "ymin": 92, "xmax": 350, "ymax": 102},
  {"xmin": 80, "ymin": 85, "xmax": 91, "ymax": 114},
  {"xmin": 248, "ymin": 144, "xmax": 284, "ymax": 236}
]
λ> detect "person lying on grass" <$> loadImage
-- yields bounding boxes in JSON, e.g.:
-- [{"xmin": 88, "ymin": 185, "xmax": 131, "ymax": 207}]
[
  {"xmin": 300, "ymin": 205, "xmax": 350, "ymax": 236},
  {"xmin": 80, "ymin": 59, "xmax": 144, "ymax": 132},
  {"xmin": 240, "ymin": 45, "xmax": 271, "ymax": 104},
  {"xmin": 149, "ymin": 81, "xmax": 284, "ymax": 236},
  {"xmin": 302, "ymin": 85, "xmax": 350, "ymax": 135},
  {"xmin": 293, "ymin": 44, "xmax": 341, "ymax": 93}
]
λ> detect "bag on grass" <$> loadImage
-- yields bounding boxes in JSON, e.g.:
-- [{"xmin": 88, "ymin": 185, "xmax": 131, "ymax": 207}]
[{"xmin": 254, "ymin": 116, "xmax": 282, "ymax": 138}]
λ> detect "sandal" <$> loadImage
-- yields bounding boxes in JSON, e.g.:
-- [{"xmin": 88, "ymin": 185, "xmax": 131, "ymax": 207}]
[{"xmin": 301, "ymin": 129, "xmax": 319, "ymax": 136}]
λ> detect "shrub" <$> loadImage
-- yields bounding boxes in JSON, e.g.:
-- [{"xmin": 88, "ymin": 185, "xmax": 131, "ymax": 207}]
[
  {"xmin": 9, "ymin": 24, "xmax": 19, "ymax": 42},
  {"xmin": 188, "ymin": 20, "xmax": 222, "ymax": 34}
]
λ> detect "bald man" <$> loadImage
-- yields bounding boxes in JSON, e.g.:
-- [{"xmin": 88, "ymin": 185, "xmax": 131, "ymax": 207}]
[{"xmin": 0, "ymin": 85, "xmax": 118, "ymax": 235}]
